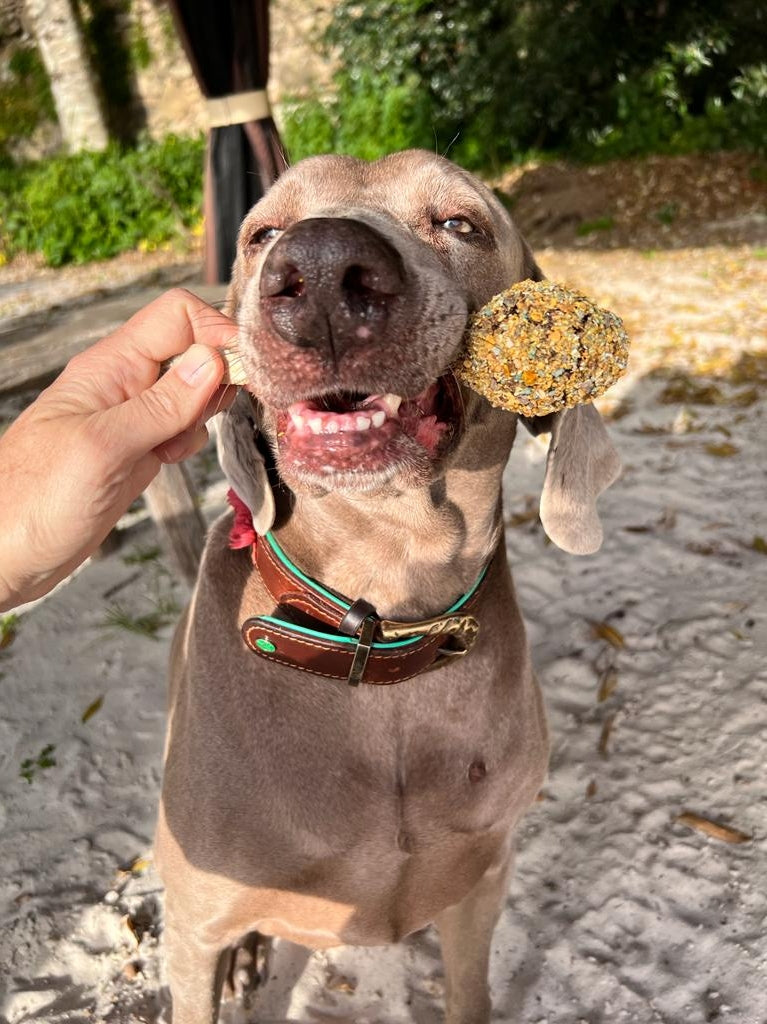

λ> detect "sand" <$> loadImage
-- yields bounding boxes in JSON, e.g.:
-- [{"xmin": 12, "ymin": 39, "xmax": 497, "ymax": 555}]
[{"xmin": 1, "ymin": 245, "xmax": 765, "ymax": 1024}]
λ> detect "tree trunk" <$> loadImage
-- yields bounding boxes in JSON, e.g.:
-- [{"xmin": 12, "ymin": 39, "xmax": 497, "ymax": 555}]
[
  {"xmin": 24, "ymin": 0, "xmax": 109, "ymax": 152},
  {"xmin": 144, "ymin": 463, "xmax": 206, "ymax": 586}
]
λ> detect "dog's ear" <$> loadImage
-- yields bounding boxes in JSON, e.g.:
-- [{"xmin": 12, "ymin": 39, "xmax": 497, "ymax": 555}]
[
  {"xmin": 513, "ymin": 236, "xmax": 618, "ymax": 553},
  {"xmin": 521, "ymin": 405, "xmax": 621, "ymax": 555},
  {"xmin": 216, "ymin": 389, "xmax": 276, "ymax": 536},
  {"xmin": 521, "ymin": 237, "xmax": 545, "ymax": 284},
  {"xmin": 217, "ymin": 258, "xmax": 276, "ymax": 534}
]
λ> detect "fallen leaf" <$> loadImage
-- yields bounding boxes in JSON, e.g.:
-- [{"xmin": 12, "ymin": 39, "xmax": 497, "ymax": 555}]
[
  {"xmin": 586, "ymin": 780, "xmax": 598, "ymax": 799},
  {"xmin": 749, "ymin": 535, "xmax": 767, "ymax": 555},
  {"xmin": 589, "ymin": 620, "xmax": 625, "ymax": 648},
  {"xmin": 122, "ymin": 915, "xmax": 141, "ymax": 949},
  {"xmin": 675, "ymin": 811, "xmax": 751, "ymax": 844},
  {"xmin": 597, "ymin": 668, "xmax": 618, "ymax": 702},
  {"xmin": 123, "ymin": 960, "xmax": 142, "ymax": 981},
  {"xmin": 704, "ymin": 441, "xmax": 740, "ymax": 457},
  {"xmin": 598, "ymin": 715, "xmax": 616, "ymax": 758},
  {"xmin": 81, "ymin": 695, "xmax": 104, "ymax": 724},
  {"xmin": 129, "ymin": 856, "xmax": 151, "ymax": 875},
  {"xmin": 633, "ymin": 423, "xmax": 670, "ymax": 435},
  {"xmin": 505, "ymin": 497, "xmax": 540, "ymax": 528},
  {"xmin": 325, "ymin": 971, "xmax": 357, "ymax": 994},
  {"xmin": 659, "ymin": 377, "xmax": 724, "ymax": 406},
  {"xmin": 686, "ymin": 542, "xmax": 719, "ymax": 556}
]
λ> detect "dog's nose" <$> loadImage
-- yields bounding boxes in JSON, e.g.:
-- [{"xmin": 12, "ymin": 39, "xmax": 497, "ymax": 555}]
[{"xmin": 259, "ymin": 217, "xmax": 405, "ymax": 361}]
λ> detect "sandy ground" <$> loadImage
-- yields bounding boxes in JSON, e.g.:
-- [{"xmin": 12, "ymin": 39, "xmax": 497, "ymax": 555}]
[{"xmin": 1, "ymin": 241, "xmax": 766, "ymax": 1024}]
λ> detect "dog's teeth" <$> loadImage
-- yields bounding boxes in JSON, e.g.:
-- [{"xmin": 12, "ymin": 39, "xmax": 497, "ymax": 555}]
[
  {"xmin": 356, "ymin": 416, "xmax": 371, "ymax": 431},
  {"xmin": 371, "ymin": 410, "xmax": 386, "ymax": 428},
  {"xmin": 325, "ymin": 419, "xmax": 340, "ymax": 433},
  {"xmin": 308, "ymin": 417, "xmax": 323, "ymax": 434},
  {"xmin": 290, "ymin": 412, "xmax": 305, "ymax": 429},
  {"xmin": 381, "ymin": 393, "xmax": 402, "ymax": 416}
]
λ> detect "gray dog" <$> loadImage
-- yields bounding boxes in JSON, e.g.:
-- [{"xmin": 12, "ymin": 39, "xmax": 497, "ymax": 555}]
[{"xmin": 155, "ymin": 150, "xmax": 620, "ymax": 1024}]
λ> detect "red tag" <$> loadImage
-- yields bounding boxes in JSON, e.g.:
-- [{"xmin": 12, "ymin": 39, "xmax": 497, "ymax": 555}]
[{"xmin": 227, "ymin": 489, "xmax": 257, "ymax": 549}]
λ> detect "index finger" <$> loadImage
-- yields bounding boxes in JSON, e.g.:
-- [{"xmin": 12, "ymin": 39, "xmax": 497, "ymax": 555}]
[{"xmin": 71, "ymin": 288, "xmax": 238, "ymax": 403}]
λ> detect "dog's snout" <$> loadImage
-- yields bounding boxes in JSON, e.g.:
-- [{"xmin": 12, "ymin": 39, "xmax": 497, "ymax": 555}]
[{"xmin": 259, "ymin": 217, "xmax": 405, "ymax": 361}]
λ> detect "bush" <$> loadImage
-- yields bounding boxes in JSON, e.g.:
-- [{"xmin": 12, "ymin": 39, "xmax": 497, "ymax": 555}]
[
  {"xmin": 581, "ymin": 34, "xmax": 767, "ymax": 160},
  {"xmin": 282, "ymin": 0, "xmax": 522, "ymax": 171},
  {"xmin": 282, "ymin": 0, "xmax": 767, "ymax": 170},
  {"xmin": 0, "ymin": 134, "xmax": 205, "ymax": 267}
]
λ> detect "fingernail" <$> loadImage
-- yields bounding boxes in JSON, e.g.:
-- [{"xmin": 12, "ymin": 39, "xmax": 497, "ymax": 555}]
[{"xmin": 173, "ymin": 344, "xmax": 221, "ymax": 387}]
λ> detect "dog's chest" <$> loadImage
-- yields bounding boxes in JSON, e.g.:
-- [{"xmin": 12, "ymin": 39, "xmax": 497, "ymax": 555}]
[{"xmin": 208, "ymin": 659, "xmax": 542, "ymax": 858}]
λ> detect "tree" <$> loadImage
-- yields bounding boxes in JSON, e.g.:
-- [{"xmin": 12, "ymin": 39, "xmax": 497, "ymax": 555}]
[{"xmin": 24, "ymin": 0, "xmax": 108, "ymax": 152}]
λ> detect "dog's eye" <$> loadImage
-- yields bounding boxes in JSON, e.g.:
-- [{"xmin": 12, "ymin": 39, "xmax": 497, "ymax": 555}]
[
  {"xmin": 251, "ymin": 226, "xmax": 282, "ymax": 245},
  {"xmin": 436, "ymin": 217, "xmax": 475, "ymax": 235}
]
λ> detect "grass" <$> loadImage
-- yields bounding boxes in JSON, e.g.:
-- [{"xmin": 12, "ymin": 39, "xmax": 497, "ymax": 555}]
[
  {"xmin": 576, "ymin": 215, "xmax": 615, "ymax": 236},
  {"xmin": 20, "ymin": 743, "xmax": 56, "ymax": 784},
  {"xmin": 655, "ymin": 201, "xmax": 679, "ymax": 225},
  {"xmin": 122, "ymin": 544, "xmax": 162, "ymax": 566},
  {"xmin": 103, "ymin": 594, "xmax": 179, "ymax": 639},
  {"xmin": 0, "ymin": 613, "xmax": 18, "ymax": 650}
]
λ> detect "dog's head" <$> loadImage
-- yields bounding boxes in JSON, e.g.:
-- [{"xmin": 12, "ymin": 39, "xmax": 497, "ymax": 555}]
[{"xmin": 219, "ymin": 149, "xmax": 619, "ymax": 554}]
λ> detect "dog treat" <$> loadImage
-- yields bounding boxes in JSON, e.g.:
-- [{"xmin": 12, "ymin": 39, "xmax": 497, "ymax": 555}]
[{"xmin": 455, "ymin": 280, "xmax": 629, "ymax": 415}]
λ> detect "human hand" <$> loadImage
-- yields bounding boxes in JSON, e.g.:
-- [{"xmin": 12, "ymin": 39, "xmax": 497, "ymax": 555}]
[{"xmin": 0, "ymin": 288, "xmax": 236, "ymax": 611}]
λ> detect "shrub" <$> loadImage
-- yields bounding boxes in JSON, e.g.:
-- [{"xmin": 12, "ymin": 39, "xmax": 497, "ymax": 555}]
[
  {"xmin": 282, "ymin": 0, "xmax": 522, "ymax": 171},
  {"xmin": 0, "ymin": 134, "xmax": 204, "ymax": 267},
  {"xmin": 282, "ymin": 0, "xmax": 767, "ymax": 170}
]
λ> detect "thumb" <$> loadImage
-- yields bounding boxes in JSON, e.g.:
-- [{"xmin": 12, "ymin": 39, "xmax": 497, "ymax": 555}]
[{"xmin": 103, "ymin": 344, "xmax": 225, "ymax": 458}]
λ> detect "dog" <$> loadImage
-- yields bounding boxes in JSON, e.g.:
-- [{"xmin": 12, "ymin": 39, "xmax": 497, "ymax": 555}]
[{"xmin": 154, "ymin": 149, "xmax": 621, "ymax": 1024}]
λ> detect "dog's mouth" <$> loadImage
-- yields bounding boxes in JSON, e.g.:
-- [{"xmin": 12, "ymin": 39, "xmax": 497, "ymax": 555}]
[{"xmin": 273, "ymin": 373, "xmax": 463, "ymax": 482}]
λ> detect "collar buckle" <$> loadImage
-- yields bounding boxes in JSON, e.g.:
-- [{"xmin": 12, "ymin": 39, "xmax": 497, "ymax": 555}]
[
  {"xmin": 380, "ymin": 612, "xmax": 480, "ymax": 673},
  {"xmin": 346, "ymin": 615, "xmax": 377, "ymax": 686}
]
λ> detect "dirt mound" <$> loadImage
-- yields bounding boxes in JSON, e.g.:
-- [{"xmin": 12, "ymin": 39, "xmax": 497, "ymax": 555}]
[{"xmin": 497, "ymin": 151, "xmax": 767, "ymax": 250}]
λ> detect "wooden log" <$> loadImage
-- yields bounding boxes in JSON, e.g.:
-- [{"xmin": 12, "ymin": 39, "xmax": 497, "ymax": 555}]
[
  {"xmin": 0, "ymin": 283, "xmax": 227, "ymax": 396},
  {"xmin": 144, "ymin": 463, "xmax": 207, "ymax": 585}
]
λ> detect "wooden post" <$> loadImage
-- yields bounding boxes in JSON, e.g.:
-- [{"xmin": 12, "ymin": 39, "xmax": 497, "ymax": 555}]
[{"xmin": 144, "ymin": 463, "xmax": 206, "ymax": 585}]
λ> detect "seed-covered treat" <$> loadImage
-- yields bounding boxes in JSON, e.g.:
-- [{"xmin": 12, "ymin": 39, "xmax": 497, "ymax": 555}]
[{"xmin": 455, "ymin": 279, "xmax": 629, "ymax": 415}]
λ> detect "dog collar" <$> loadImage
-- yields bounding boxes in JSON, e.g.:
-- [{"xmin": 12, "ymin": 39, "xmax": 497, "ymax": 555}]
[{"xmin": 228, "ymin": 490, "xmax": 487, "ymax": 686}]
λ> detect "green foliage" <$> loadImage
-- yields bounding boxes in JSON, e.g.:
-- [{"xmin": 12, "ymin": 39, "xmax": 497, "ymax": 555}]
[
  {"xmin": 0, "ymin": 134, "xmax": 204, "ymax": 267},
  {"xmin": 0, "ymin": 613, "xmax": 18, "ymax": 649},
  {"xmin": 20, "ymin": 743, "xmax": 57, "ymax": 784},
  {"xmin": 576, "ymin": 217, "xmax": 616, "ymax": 236},
  {"xmin": 102, "ymin": 556, "xmax": 179, "ymax": 639},
  {"xmin": 283, "ymin": 0, "xmax": 521, "ymax": 170},
  {"xmin": 122, "ymin": 544, "xmax": 162, "ymax": 566},
  {"xmin": 583, "ymin": 32, "xmax": 767, "ymax": 159},
  {"xmin": 283, "ymin": 0, "xmax": 767, "ymax": 170},
  {"xmin": 0, "ymin": 45, "xmax": 55, "ymax": 154}
]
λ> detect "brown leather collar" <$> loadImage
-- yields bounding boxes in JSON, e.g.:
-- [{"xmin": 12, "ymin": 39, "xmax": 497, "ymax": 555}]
[{"xmin": 240, "ymin": 530, "xmax": 489, "ymax": 686}]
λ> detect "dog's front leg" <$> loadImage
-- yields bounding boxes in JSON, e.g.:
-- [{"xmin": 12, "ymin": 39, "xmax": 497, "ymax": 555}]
[
  {"xmin": 434, "ymin": 849, "xmax": 514, "ymax": 1024},
  {"xmin": 164, "ymin": 909, "xmax": 229, "ymax": 1024}
]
